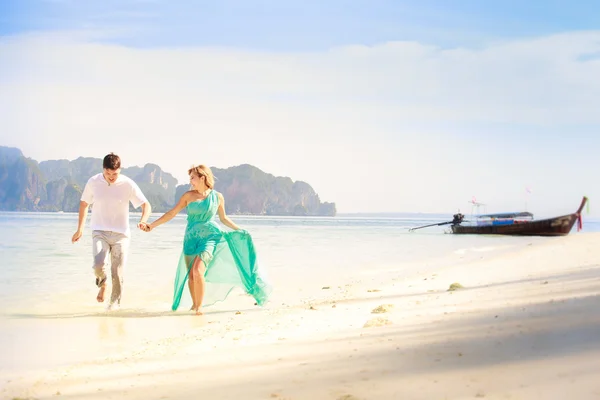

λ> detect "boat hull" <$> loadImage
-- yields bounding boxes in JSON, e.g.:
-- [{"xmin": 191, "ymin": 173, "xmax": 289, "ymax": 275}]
[
  {"xmin": 450, "ymin": 197, "xmax": 588, "ymax": 236},
  {"xmin": 451, "ymin": 214, "xmax": 579, "ymax": 236}
]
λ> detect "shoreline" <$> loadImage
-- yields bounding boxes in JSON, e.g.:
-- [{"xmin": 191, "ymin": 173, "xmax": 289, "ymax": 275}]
[{"xmin": 3, "ymin": 233, "xmax": 600, "ymax": 399}]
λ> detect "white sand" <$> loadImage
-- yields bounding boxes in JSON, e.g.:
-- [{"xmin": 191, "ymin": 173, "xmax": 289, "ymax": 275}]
[{"xmin": 3, "ymin": 233, "xmax": 600, "ymax": 400}]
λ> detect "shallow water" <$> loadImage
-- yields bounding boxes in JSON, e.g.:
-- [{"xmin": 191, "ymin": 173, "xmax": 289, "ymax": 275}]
[{"xmin": 1, "ymin": 211, "xmax": 598, "ymax": 377}]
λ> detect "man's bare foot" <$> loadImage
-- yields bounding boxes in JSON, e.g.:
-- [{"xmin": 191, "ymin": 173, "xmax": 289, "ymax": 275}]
[
  {"xmin": 96, "ymin": 285, "xmax": 106, "ymax": 303},
  {"xmin": 193, "ymin": 306, "xmax": 203, "ymax": 315}
]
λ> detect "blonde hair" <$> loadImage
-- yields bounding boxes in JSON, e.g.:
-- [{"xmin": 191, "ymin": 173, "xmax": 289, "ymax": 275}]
[{"xmin": 188, "ymin": 164, "xmax": 215, "ymax": 189}]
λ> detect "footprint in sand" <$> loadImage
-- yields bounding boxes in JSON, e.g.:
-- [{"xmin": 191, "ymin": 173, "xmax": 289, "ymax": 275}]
[
  {"xmin": 371, "ymin": 304, "xmax": 394, "ymax": 314},
  {"xmin": 337, "ymin": 395, "xmax": 361, "ymax": 400},
  {"xmin": 270, "ymin": 393, "xmax": 294, "ymax": 400},
  {"xmin": 363, "ymin": 317, "xmax": 392, "ymax": 328}
]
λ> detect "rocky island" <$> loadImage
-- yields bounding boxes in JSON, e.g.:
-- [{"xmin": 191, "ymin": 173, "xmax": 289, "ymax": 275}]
[{"xmin": 0, "ymin": 146, "xmax": 336, "ymax": 216}]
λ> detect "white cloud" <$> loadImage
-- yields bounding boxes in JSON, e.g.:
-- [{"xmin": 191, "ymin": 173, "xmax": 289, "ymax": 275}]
[{"xmin": 1, "ymin": 30, "xmax": 599, "ymax": 214}]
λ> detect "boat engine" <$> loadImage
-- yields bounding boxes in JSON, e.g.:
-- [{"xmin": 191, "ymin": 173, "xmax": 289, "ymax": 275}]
[{"xmin": 452, "ymin": 213, "xmax": 464, "ymax": 225}]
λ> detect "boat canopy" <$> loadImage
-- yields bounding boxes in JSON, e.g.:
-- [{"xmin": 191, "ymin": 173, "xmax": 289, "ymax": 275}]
[{"xmin": 476, "ymin": 211, "xmax": 534, "ymax": 219}]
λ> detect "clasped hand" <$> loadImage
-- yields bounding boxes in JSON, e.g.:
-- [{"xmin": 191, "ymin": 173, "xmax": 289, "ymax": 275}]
[{"xmin": 138, "ymin": 222, "xmax": 152, "ymax": 232}]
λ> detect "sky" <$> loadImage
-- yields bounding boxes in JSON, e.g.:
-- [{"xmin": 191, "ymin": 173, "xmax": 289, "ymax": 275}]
[{"xmin": 0, "ymin": 0, "xmax": 599, "ymax": 216}]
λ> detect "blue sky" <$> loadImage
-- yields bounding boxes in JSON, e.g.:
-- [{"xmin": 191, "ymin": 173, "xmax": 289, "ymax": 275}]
[
  {"xmin": 2, "ymin": 0, "xmax": 599, "ymax": 49},
  {"xmin": 0, "ymin": 1, "xmax": 599, "ymax": 215}
]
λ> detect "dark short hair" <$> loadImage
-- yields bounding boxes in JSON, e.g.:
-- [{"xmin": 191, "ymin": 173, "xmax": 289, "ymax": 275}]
[{"xmin": 103, "ymin": 153, "xmax": 121, "ymax": 170}]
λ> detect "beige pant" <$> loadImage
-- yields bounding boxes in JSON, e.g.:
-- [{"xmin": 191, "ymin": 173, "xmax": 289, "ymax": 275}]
[{"xmin": 92, "ymin": 230, "xmax": 130, "ymax": 305}]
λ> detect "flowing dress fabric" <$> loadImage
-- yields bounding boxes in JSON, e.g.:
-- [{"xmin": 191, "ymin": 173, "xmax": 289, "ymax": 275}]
[{"xmin": 171, "ymin": 190, "xmax": 271, "ymax": 311}]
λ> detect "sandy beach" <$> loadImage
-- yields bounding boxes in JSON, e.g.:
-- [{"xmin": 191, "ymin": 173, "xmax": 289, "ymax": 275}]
[{"xmin": 3, "ymin": 232, "xmax": 600, "ymax": 400}]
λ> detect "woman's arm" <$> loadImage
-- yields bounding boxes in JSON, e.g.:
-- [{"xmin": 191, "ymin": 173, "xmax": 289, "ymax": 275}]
[
  {"xmin": 217, "ymin": 192, "xmax": 241, "ymax": 231},
  {"xmin": 146, "ymin": 192, "xmax": 190, "ymax": 231}
]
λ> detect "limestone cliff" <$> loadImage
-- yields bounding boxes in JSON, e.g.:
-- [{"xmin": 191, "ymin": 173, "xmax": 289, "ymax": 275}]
[
  {"xmin": 0, "ymin": 146, "xmax": 336, "ymax": 216},
  {"xmin": 0, "ymin": 147, "xmax": 48, "ymax": 211},
  {"xmin": 211, "ymin": 164, "xmax": 335, "ymax": 216},
  {"xmin": 121, "ymin": 163, "xmax": 178, "ymax": 211}
]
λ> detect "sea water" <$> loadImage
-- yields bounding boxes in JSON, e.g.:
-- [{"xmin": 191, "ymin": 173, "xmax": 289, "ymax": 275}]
[{"xmin": 1, "ymin": 211, "xmax": 598, "ymax": 378}]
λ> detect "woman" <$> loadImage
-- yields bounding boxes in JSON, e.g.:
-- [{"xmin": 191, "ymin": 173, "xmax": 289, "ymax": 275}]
[{"xmin": 141, "ymin": 164, "xmax": 271, "ymax": 314}]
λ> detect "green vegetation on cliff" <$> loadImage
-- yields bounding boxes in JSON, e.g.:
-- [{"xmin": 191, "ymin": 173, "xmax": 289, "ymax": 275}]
[{"xmin": 0, "ymin": 146, "xmax": 336, "ymax": 216}]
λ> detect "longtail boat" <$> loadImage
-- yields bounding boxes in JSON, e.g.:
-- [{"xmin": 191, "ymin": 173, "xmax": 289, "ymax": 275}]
[
  {"xmin": 409, "ymin": 197, "xmax": 588, "ymax": 236},
  {"xmin": 450, "ymin": 196, "xmax": 588, "ymax": 236}
]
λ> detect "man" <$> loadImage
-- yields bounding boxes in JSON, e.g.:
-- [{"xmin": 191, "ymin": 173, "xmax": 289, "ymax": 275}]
[{"xmin": 72, "ymin": 153, "xmax": 151, "ymax": 310}]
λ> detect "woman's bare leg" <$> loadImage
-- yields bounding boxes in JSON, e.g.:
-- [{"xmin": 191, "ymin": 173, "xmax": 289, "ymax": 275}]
[
  {"xmin": 188, "ymin": 274, "xmax": 196, "ymax": 311},
  {"xmin": 191, "ymin": 257, "xmax": 206, "ymax": 315},
  {"xmin": 185, "ymin": 256, "xmax": 196, "ymax": 311}
]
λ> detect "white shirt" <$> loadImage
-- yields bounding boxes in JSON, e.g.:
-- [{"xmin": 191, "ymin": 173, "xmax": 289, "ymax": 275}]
[{"xmin": 81, "ymin": 173, "xmax": 148, "ymax": 237}]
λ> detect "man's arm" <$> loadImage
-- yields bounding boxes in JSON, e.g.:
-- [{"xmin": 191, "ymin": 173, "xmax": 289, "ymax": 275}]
[
  {"xmin": 139, "ymin": 201, "xmax": 152, "ymax": 226},
  {"xmin": 72, "ymin": 200, "xmax": 89, "ymax": 243},
  {"xmin": 130, "ymin": 181, "xmax": 151, "ymax": 228}
]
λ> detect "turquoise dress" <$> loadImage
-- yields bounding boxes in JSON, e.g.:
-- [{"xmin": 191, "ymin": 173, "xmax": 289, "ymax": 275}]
[{"xmin": 171, "ymin": 189, "xmax": 271, "ymax": 311}]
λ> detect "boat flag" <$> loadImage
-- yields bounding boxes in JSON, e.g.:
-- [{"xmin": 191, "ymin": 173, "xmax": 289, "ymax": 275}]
[{"xmin": 586, "ymin": 196, "xmax": 590, "ymax": 214}]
